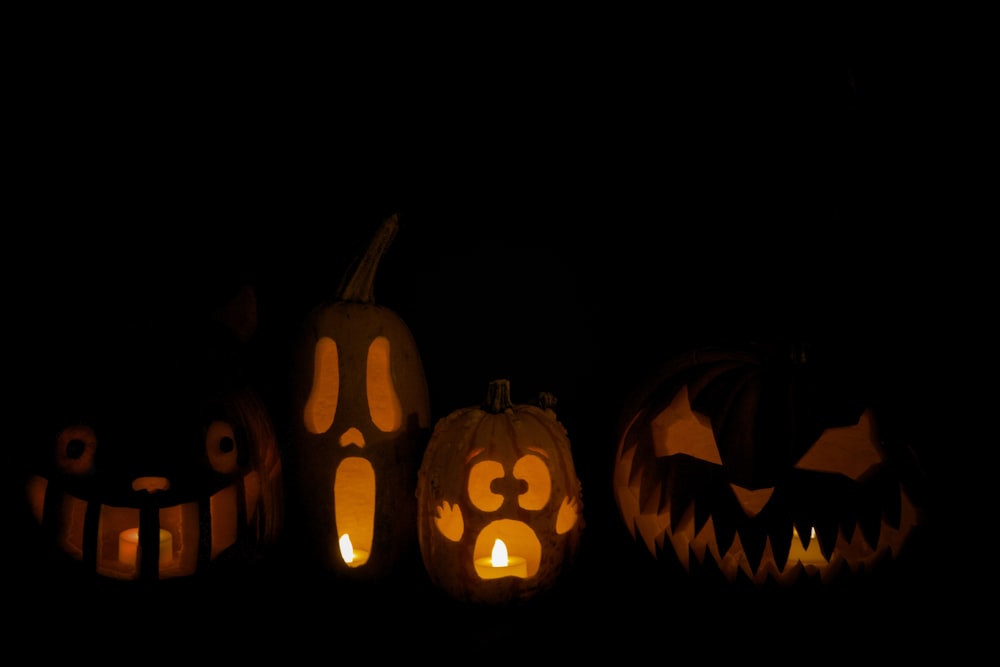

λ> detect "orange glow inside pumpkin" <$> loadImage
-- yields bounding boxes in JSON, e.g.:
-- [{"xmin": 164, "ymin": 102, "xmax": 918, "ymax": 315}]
[
  {"xmin": 118, "ymin": 528, "xmax": 173, "ymax": 567},
  {"xmin": 366, "ymin": 336, "xmax": 402, "ymax": 433},
  {"xmin": 303, "ymin": 336, "xmax": 403, "ymax": 435},
  {"xmin": 338, "ymin": 533, "xmax": 370, "ymax": 566},
  {"xmin": 25, "ymin": 471, "xmax": 260, "ymax": 580},
  {"xmin": 303, "ymin": 337, "xmax": 339, "ymax": 434},
  {"xmin": 474, "ymin": 538, "xmax": 528, "ymax": 579},
  {"xmin": 303, "ymin": 333, "xmax": 411, "ymax": 568},
  {"xmin": 334, "ymin": 457, "xmax": 375, "ymax": 563},
  {"xmin": 617, "ymin": 384, "xmax": 920, "ymax": 585}
]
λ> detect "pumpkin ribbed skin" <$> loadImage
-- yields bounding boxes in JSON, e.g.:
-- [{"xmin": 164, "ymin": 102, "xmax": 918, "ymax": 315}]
[
  {"xmin": 287, "ymin": 215, "xmax": 431, "ymax": 581},
  {"xmin": 24, "ymin": 284, "xmax": 284, "ymax": 582},
  {"xmin": 417, "ymin": 379, "xmax": 584, "ymax": 605},
  {"xmin": 613, "ymin": 344, "xmax": 925, "ymax": 587}
]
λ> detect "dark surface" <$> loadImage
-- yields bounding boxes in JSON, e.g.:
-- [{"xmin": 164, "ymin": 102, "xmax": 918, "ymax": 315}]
[{"xmin": 9, "ymin": 28, "xmax": 972, "ymax": 660}]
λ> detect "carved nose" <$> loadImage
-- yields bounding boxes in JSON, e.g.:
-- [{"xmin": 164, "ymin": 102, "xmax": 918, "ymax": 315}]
[
  {"xmin": 339, "ymin": 427, "xmax": 366, "ymax": 449},
  {"xmin": 132, "ymin": 477, "xmax": 171, "ymax": 493}
]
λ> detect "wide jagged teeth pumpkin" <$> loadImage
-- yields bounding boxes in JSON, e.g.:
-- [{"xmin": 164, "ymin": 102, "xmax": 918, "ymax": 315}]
[
  {"xmin": 417, "ymin": 379, "xmax": 584, "ymax": 605},
  {"xmin": 612, "ymin": 343, "xmax": 925, "ymax": 588}
]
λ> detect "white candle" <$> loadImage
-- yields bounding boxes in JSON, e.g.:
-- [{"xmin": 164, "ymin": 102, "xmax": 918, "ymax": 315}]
[
  {"xmin": 474, "ymin": 538, "xmax": 527, "ymax": 579},
  {"xmin": 339, "ymin": 533, "xmax": 370, "ymax": 567},
  {"xmin": 119, "ymin": 528, "xmax": 173, "ymax": 568},
  {"xmin": 788, "ymin": 526, "xmax": 827, "ymax": 566}
]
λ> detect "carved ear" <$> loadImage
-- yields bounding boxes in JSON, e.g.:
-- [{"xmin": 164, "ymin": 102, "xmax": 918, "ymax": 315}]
[{"xmin": 214, "ymin": 283, "xmax": 257, "ymax": 344}]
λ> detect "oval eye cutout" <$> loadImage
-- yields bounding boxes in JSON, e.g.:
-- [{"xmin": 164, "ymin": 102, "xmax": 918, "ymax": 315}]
[
  {"xmin": 206, "ymin": 420, "xmax": 240, "ymax": 474},
  {"xmin": 650, "ymin": 386, "xmax": 723, "ymax": 465},
  {"xmin": 304, "ymin": 336, "xmax": 339, "ymax": 435},
  {"xmin": 367, "ymin": 336, "xmax": 402, "ymax": 433},
  {"xmin": 794, "ymin": 408, "xmax": 885, "ymax": 481},
  {"xmin": 514, "ymin": 453, "xmax": 551, "ymax": 511},
  {"xmin": 468, "ymin": 460, "xmax": 505, "ymax": 512},
  {"xmin": 55, "ymin": 424, "xmax": 97, "ymax": 476}
]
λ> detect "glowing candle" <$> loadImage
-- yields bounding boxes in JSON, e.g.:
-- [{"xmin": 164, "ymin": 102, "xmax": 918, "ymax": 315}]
[
  {"xmin": 119, "ymin": 528, "xmax": 173, "ymax": 568},
  {"xmin": 474, "ymin": 538, "xmax": 527, "ymax": 579},
  {"xmin": 339, "ymin": 533, "xmax": 369, "ymax": 567},
  {"xmin": 788, "ymin": 526, "xmax": 827, "ymax": 566}
]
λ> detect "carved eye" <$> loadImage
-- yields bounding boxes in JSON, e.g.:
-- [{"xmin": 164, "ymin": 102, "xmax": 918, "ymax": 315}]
[
  {"xmin": 794, "ymin": 408, "xmax": 884, "ymax": 481},
  {"xmin": 467, "ymin": 459, "xmax": 504, "ymax": 512},
  {"xmin": 206, "ymin": 420, "xmax": 239, "ymax": 474},
  {"xmin": 651, "ymin": 385, "xmax": 723, "ymax": 464},
  {"xmin": 304, "ymin": 336, "xmax": 339, "ymax": 434},
  {"xmin": 469, "ymin": 461, "xmax": 503, "ymax": 512},
  {"xmin": 367, "ymin": 336, "xmax": 402, "ymax": 433},
  {"xmin": 514, "ymin": 453, "xmax": 551, "ymax": 511},
  {"xmin": 55, "ymin": 424, "xmax": 97, "ymax": 476}
]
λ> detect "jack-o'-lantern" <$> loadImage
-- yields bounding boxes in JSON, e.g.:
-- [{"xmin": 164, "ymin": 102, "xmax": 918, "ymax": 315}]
[
  {"xmin": 288, "ymin": 214, "xmax": 431, "ymax": 580},
  {"xmin": 417, "ymin": 379, "xmax": 584, "ymax": 605},
  {"xmin": 24, "ymin": 283, "xmax": 284, "ymax": 582},
  {"xmin": 613, "ymin": 343, "xmax": 925, "ymax": 588}
]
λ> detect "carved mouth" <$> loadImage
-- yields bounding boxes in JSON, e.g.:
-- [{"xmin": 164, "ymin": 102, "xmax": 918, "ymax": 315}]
[
  {"xmin": 661, "ymin": 490, "xmax": 920, "ymax": 586},
  {"xmin": 26, "ymin": 471, "xmax": 261, "ymax": 581},
  {"xmin": 615, "ymin": 446, "xmax": 922, "ymax": 586},
  {"xmin": 472, "ymin": 519, "xmax": 542, "ymax": 580}
]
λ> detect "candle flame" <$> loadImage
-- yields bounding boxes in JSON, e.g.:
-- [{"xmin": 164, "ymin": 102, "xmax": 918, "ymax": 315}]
[
  {"xmin": 339, "ymin": 534, "xmax": 355, "ymax": 563},
  {"xmin": 793, "ymin": 526, "xmax": 817, "ymax": 540},
  {"xmin": 490, "ymin": 538, "xmax": 510, "ymax": 567}
]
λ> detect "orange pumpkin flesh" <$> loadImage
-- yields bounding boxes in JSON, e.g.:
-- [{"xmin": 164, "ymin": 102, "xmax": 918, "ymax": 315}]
[
  {"xmin": 24, "ymin": 285, "xmax": 284, "ymax": 582},
  {"xmin": 613, "ymin": 344, "xmax": 925, "ymax": 588},
  {"xmin": 417, "ymin": 379, "xmax": 584, "ymax": 605},
  {"xmin": 287, "ymin": 214, "xmax": 432, "ymax": 580}
]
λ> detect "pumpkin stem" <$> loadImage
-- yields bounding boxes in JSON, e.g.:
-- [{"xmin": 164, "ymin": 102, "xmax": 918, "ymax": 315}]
[
  {"xmin": 483, "ymin": 379, "xmax": 514, "ymax": 413},
  {"xmin": 337, "ymin": 213, "xmax": 400, "ymax": 303},
  {"xmin": 532, "ymin": 391, "xmax": 558, "ymax": 411}
]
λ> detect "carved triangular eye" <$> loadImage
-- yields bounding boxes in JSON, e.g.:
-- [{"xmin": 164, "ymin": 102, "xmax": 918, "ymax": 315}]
[
  {"xmin": 651, "ymin": 386, "xmax": 722, "ymax": 464},
  {"xmin": 794, "ymin": 408, "xmax": 884, "ymax": 481}
]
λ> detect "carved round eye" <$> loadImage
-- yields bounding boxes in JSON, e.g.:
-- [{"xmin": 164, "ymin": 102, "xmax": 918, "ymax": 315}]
[
  {"xmin": 205, "ymin": 420, "xmax": 239, "ymax": 474},
  {"xmin": 468, "ymin": 460, "xmax": 504, "ymax": 512},
  {"xmin": 55, "ymin": 424, "xmax": 97, "ymax": 475},
  {"xmin": 514, "ymin": 454, "xmax": 551, "ymax": 511}
]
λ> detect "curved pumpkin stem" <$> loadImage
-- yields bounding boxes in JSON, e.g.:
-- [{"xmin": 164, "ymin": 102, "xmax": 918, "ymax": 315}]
[
  {"xmin": 337, "ymin": 213, "xmax": 400, "ymax": 303},
  {"xmin": 483, "ymin": 379, "xmax": 514, "ymax": 413}
]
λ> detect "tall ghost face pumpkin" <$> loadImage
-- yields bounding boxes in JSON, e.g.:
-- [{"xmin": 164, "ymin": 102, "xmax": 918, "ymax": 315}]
[
  {"xmin": 613, "ymin": 344, "xmax": 925, "ymax": 588},
  {"xmin": 23, "ymin": 283, "xmax": 284, "ymax": 582},
  {"xmin": 288, "ymin": 214, "xmax": 431, "ymax": 580},
  {"xmin": 417, "ymin": 379, "xmax": 584, "ymax": 605}
]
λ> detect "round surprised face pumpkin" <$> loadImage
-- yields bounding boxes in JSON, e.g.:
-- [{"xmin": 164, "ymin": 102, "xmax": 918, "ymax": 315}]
[
  {"xmin": 613, "ymin": 345, "xmax": 924, "ymax": 588},
  {"xmin": 417, "ymin": 380, "xmax": 584, "ymax": 605}
]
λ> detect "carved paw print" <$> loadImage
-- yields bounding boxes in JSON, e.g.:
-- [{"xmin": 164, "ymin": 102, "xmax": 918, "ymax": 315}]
[
  {"xmin": 434, "ymin": 500, "xmax": 464, "ymax": 542},
  {"xmin": 556, "ymin": 496, "xmax": 581, "ymax": 535}
]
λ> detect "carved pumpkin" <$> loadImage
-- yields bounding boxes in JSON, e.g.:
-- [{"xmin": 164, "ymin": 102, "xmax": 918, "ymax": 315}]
[
  {"xmin": 612, "ymin": 343, "xmax": 925, "ymax": 587},
  {"xmin": 417, "ymin": 379, "xmax": 584, "ymax": 605},
  {"xmin": 287, "ymin": 214, "xmax": 431, "ymax": 580},
  {"xmin": 24, "ymin": 283, "xmax": 284, "ymax": 582}
]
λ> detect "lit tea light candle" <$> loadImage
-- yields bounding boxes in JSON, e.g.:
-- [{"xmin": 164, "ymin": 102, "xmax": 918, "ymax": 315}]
[
  {"xmin": 789, "ymin": 526, "xmax": 827, "ymax": 566},
  {"xmin": 475, "ymin": 538, "xmax": 527, "ymax": 579},
  {"xmin": 339, "ymin": 533, "xmax": 369, "ymax": 567},
  {"xmin": 119, "ymin": 528, "xmax": 173, "ymax": 568}
]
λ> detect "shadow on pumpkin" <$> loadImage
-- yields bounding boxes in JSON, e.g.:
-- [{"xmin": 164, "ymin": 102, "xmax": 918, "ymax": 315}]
[{"xmin": 20, "ymin": 282, "xmax": 284, "ymax": 583}]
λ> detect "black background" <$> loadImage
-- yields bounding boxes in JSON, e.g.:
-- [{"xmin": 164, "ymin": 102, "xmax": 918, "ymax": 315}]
[{"xmin": 8, "ymin": 21, "xmax": 972, "ymax": 662}]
